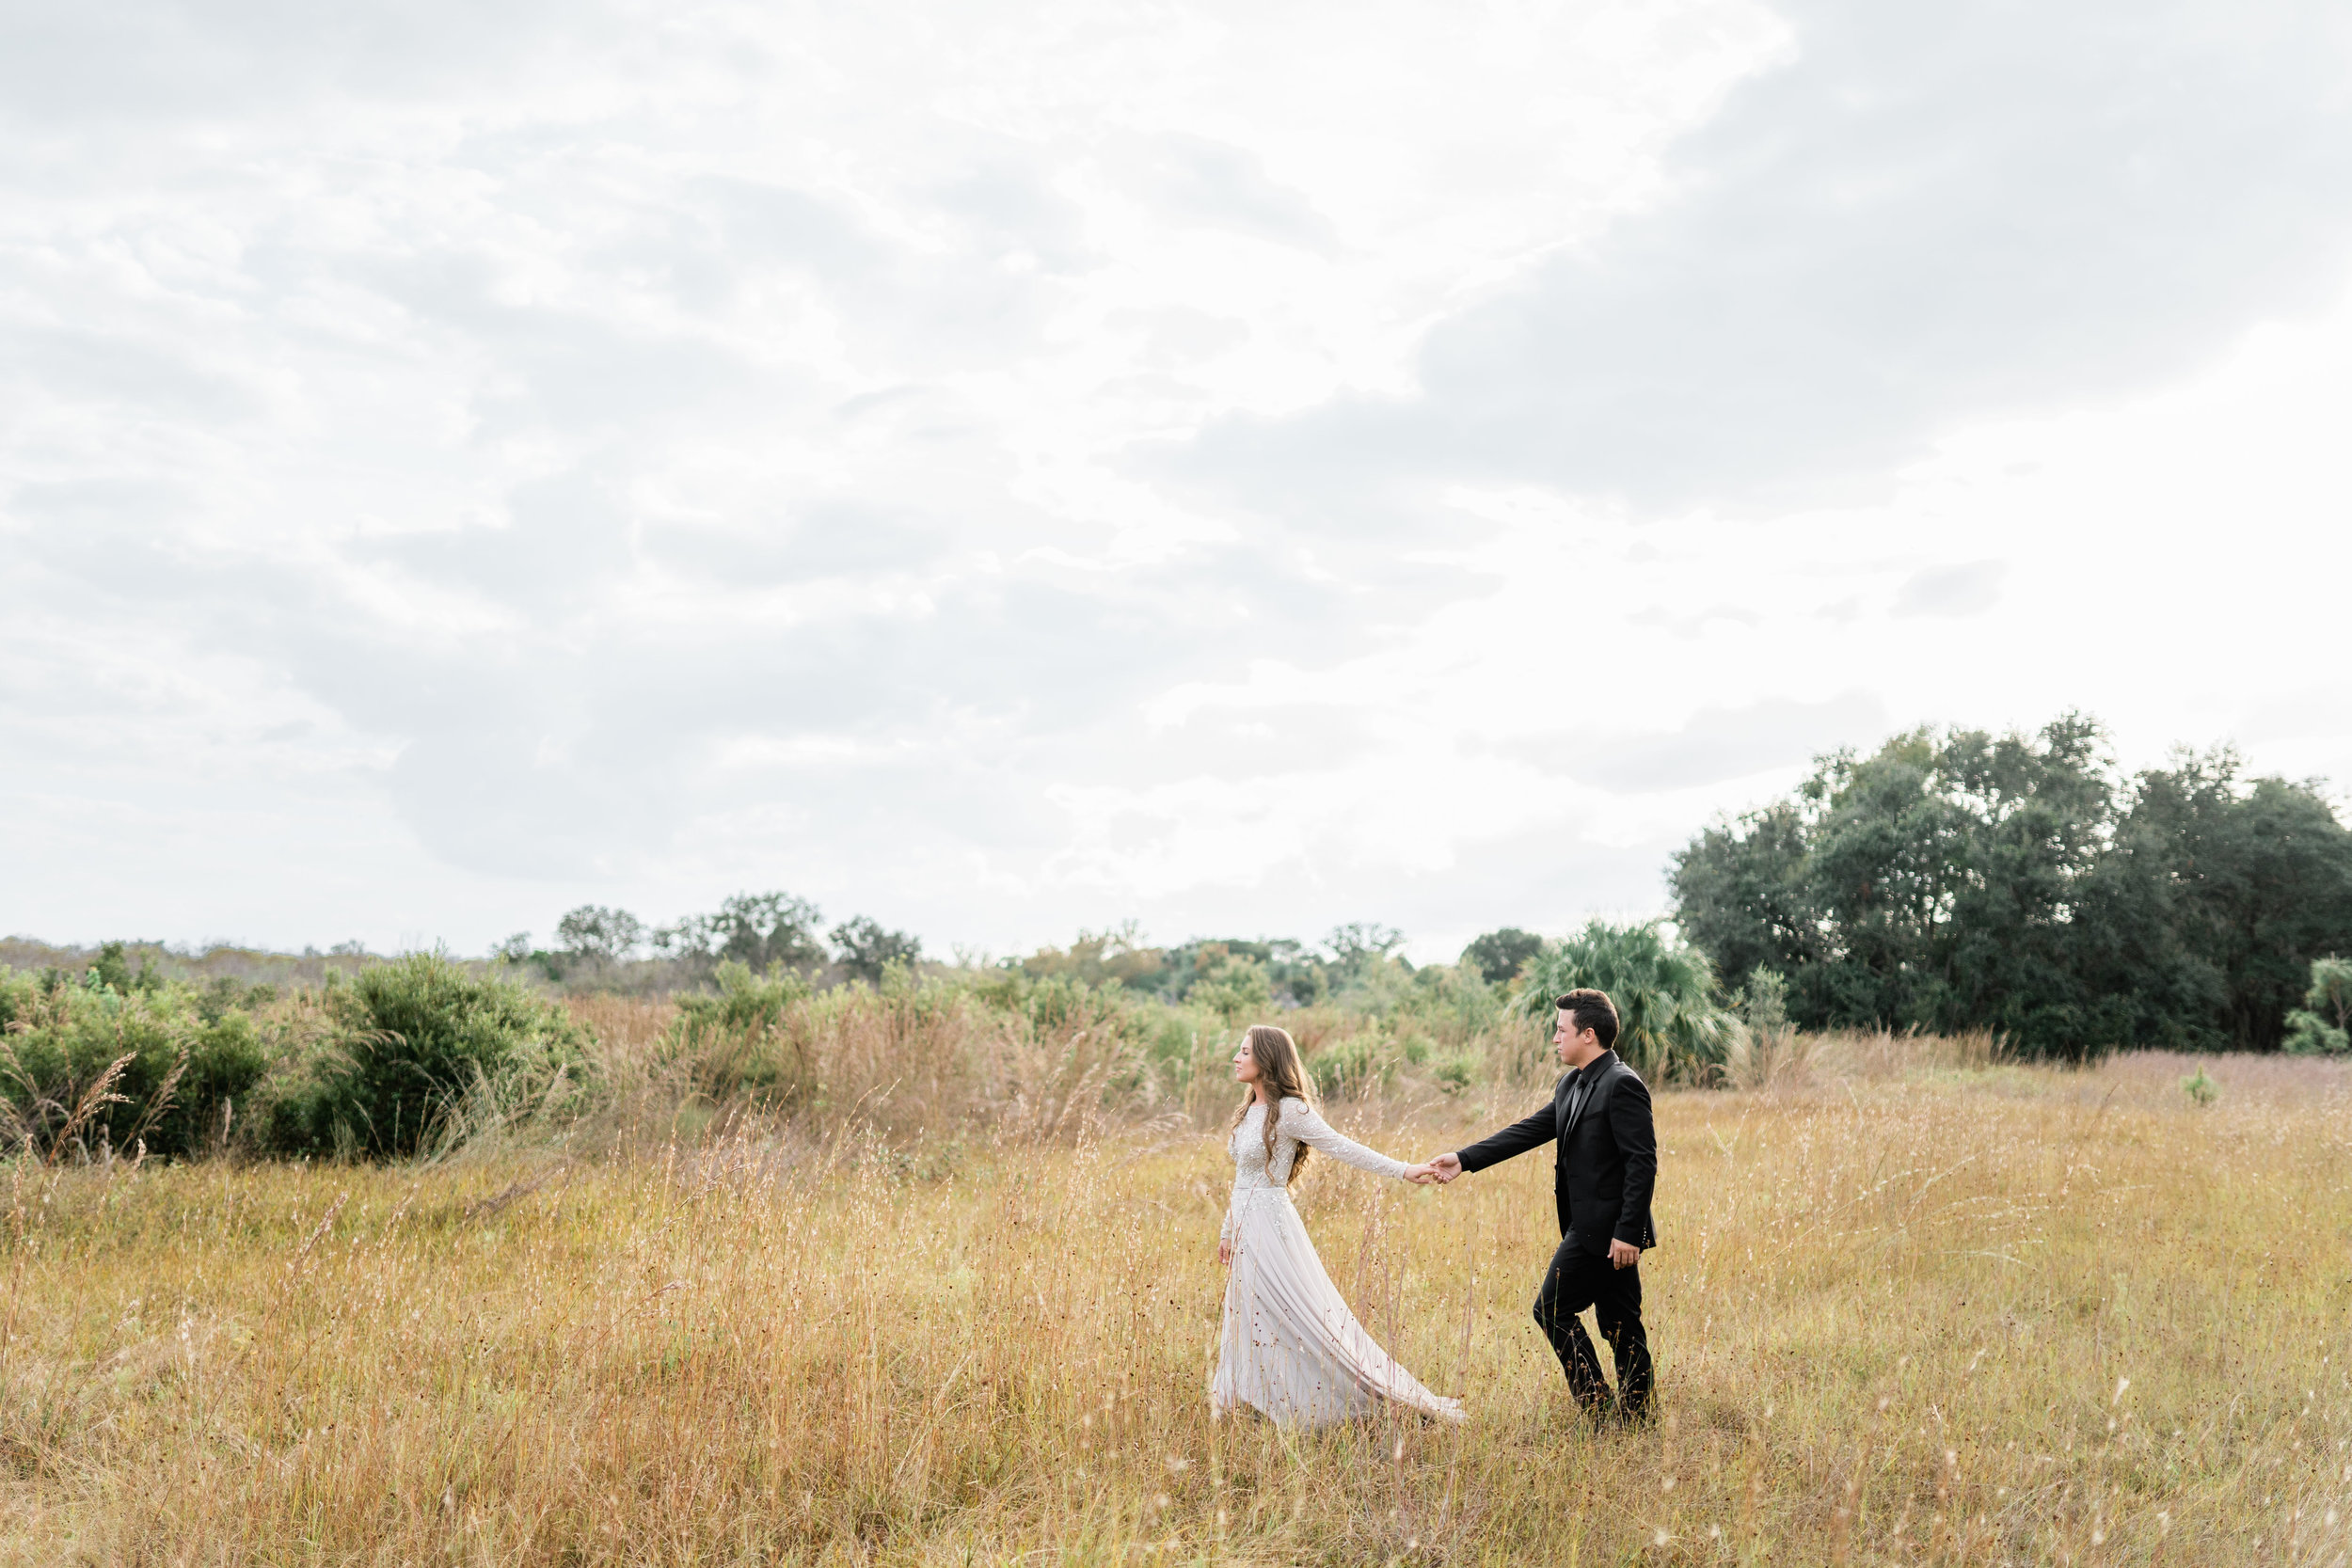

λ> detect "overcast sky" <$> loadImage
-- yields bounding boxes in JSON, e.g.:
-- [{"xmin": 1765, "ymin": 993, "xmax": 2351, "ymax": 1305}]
[{"xmin": 7, "ymin": 0, "xmax": 2352, "ymax": 963}]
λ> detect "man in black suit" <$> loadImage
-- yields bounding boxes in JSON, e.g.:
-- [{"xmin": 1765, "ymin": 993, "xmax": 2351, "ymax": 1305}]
[{"xmin": 1425, "ymin": 989, "xmax": 1657, "ymax": 1422}]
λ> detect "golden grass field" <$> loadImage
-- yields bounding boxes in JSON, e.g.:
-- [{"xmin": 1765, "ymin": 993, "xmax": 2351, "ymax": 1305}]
[{"xmin": 4, "ymin": 1041, "xmax": 2349, "ymax": 1565}]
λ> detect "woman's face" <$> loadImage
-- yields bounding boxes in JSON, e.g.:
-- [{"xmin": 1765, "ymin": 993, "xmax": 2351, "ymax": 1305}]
[{"xmin": 1232, "ymin": 1037, "xmax": 1260, "ymax": 1083}]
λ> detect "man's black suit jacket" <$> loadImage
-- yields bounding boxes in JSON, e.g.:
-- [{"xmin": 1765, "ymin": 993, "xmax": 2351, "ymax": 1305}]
[{"xmin": 1454, "ymin": 1049, "xmax": 1657, "ymax": 1256}]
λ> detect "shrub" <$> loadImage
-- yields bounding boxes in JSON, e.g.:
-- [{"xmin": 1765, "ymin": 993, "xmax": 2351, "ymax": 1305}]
[
  {"xmin": 1142, "ymin": 1008, "xmax": 1201, "ymax": 1071},
  {"xmin": 0, "ymin": 967, "xmax": 267, "ymax": 1161},
  {"xmin": 675, "ymin": 961, "xmax": 812, "ymax": 1032},
  {"xmin": 1019, "ymin": 974, "xmax": 1104, "ymax": 1038},
  {"xmin": 2285, "ymin": 1011, "xmax": 2350, "ymax": 1055},
  {"xmin": 1722, "ymin": 966, "xmax": 1818, "ymax": 1089},
  {"xmin": 1513, "ymin": 919, "xmax": 1740, "ymax": 1083},
  {"xmin": 198, "ymin": 975, "xmax": 278, "ymax": 1024},
  {"xmin": 1406, "ymin": 963, "xmax": 1507, "ymax": 1040},
  {"xmin": 660, "ymin": 961, "xmax": 817, "ymax": 1105},
  {"xmin": 1307, "ymin": 1032, "xmax": 1391, "ymax": 1098},
  {"xmin": 1431, "ymin": 1052, "xmax": 1477, "ymax": 1096},
  {"xmin": 2282, "ymin": 956, "xmax": 2351, "ymax": 1055},
  {"xmin": 262, "ymin": 954, "xmax": 589, "ymax": 1160},
  {"xmin": 1191, "ymin": 950, "xmax": 1273, "ymax": 1021}
]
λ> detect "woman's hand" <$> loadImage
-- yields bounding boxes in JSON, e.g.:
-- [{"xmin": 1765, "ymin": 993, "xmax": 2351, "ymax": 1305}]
[{"xmin": 1218, "ymin": 1237, "xmax": 1234, "ymax": 1267}]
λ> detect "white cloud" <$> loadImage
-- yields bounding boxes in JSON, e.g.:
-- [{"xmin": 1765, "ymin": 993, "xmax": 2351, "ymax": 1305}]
[
  {"xmin": 1894, "ymin": 562, "xmax": 2004, "ymax": 620},
  {"xmin": 4, "ymin": 0, "xmax": 2350, "ymax": 964}
]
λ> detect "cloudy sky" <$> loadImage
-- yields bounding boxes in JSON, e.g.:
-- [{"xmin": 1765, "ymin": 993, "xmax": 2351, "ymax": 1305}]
[{"xmin": 7, "ymin": 0, "xmax": 2352, "ymax": 963}]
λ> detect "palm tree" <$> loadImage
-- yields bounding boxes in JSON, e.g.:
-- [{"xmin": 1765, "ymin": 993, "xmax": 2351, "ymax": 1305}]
[{"xmin": 1511, "ymin": 919, "xmax": 1739, "ymax": 1083}]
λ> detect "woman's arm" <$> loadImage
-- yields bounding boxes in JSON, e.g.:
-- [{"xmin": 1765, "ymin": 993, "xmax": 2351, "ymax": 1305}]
[{"xmin": 1276, "ymin": 1099, "xmax": 1413, "ymax": 1180}]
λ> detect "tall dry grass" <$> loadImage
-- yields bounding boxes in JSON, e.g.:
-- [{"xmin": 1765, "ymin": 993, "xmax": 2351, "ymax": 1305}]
[
  {"xmin": 1722, "ymin": 1025, "xmax": 2007, "ymax": 1092},
  {"xmin": 3, "ymin": 1044, "xmax": 2349, "ymax": 1564},
  {"xmin": 559, "ymin": 982, "xmax": 1199, "ymax": 1159}
]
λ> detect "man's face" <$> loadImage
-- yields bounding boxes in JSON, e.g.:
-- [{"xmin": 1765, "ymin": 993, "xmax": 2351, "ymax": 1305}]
[{"xmin": 1552, "ymin": 1010, "xmax": 1600, "ymax": 1067}]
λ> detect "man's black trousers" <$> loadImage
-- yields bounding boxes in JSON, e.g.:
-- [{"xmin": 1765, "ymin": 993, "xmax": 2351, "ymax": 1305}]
[{"xmin": 1533, "ymin": 1238, "xmax": 1652, "ymax": 1418}]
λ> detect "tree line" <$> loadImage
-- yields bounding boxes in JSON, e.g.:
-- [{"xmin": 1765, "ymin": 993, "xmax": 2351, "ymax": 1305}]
[
  {"xmin": 1669, "ymin": 714, "xmax": 2352, "ymax": 1056},
  {"xmin": 498, "ymin": 893, "xmax": 924, "ymax": 986},
  {"xmin": 504, "ymin": 711, "xmax": 2352, "ymax": 1060},
  {"xmin": 11, "ymin": 709, "xmax": 2345, "ymax": 1175}
]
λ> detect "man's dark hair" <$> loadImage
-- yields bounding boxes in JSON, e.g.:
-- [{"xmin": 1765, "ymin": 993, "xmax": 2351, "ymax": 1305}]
[{"xmin": 1555, "ymin": 989, "xmax": 1620, "ymax": 1051}]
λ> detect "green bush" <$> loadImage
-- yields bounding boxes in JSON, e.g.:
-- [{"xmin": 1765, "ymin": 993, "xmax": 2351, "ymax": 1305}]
[
  {"xmin": 1431, "ymin": 1052, "xmax": 1478, "ymax": 1096},
  {"xmin": 661, "ymin": 961, "xmax": 817, "ymax": 1105},
  {"xmin": 2282, "ymin": 956, "xmax": 2352, "ymax": 1055},
  {"xmin": 262, "ymin": 954, "xmax": 589, "ymax": 1160},
  {"xmin": 0, "ymin": 965, "xmax": 267, "ymax": 1160},
  {"xmin": 1190, "ymin": 951, "xmax": 1273, "ymax": 1021},
  {"xmin": 1021, "ymin": 974, "xmax": 1107, "ymax": 1038},
  {"xmin": 1142, "ymin": 1009, "xmax": 1201, "ymax": 1071},
  {"xmin": 675, "ymin": 960, "xmax": 811, "ymax": 1032},
  {"xmin": 1307, "ymin": 1032, "xmax": 1392, "ymax": 1097},
  {"xmin": 2285, "ymin": 1011, "xmax": 2350, "ymax": 1055}
]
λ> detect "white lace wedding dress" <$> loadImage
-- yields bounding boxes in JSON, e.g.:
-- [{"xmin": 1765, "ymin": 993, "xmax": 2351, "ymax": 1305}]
[{"xmin": 1211, "ymin": 1096, "xmax": 1466, "ymax": 1427}]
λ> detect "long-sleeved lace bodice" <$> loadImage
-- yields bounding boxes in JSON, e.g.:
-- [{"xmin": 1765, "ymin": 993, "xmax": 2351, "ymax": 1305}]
[{"xmin": 1222, "ymin": 1098, "xmax": 1409, "ymax": 1241}]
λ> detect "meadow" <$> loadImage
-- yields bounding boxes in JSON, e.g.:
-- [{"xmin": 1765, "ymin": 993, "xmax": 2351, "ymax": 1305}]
[{"xmin": 4, "ymin": 1009, "xmax": 2348, "ymax": 1566}]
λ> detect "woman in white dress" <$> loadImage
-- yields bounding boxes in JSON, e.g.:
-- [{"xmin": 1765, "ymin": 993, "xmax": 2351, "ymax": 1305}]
[{"xmin": 1211, "ymin": 1023, "xmax": 1465, "ymax": 1427}]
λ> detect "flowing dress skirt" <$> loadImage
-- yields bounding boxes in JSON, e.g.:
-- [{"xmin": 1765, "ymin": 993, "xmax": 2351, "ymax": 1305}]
[{"xmin": 1210, "ymin": 1188, "xmax": 1466, "ymax": 1427}]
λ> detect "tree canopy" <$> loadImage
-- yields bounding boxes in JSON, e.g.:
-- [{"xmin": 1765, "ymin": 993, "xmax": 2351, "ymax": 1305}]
[
  {"xmin": 1460, "ymin": 927, "xmax": 1544, "ymax": 987},
  {"xmin": 1670, "ymin": 716, "xmax": 2352, "ymax": 1055},
  {"xmin": 830, "ymin": 915, "xmax": 924, "ymax": 982},
  {"xmin": 656, "ymin": 892, "xmax": 827, "ymax": 976}
]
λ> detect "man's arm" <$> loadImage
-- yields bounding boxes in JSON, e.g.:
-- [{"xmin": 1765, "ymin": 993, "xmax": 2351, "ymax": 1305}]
[
  {"xmin": 1448, "ymin": 1101, "xmax": 1558, "ymax": 1176},
  {"xmin": 1608, "ymin": 1072, "xmax": 1657, "ymax": 1253}
]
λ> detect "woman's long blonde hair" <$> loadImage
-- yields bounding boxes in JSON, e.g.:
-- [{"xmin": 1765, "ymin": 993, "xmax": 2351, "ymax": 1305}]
[{"xmin": 1230, "ymin": 1023, "xmax": 1316, "ymax": 1185}]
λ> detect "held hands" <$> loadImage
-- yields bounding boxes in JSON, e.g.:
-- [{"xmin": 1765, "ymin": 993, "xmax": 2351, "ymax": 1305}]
[{"xmin": 1404, "ymin": 1152, "xmax": 1463, "ymax": 1186}]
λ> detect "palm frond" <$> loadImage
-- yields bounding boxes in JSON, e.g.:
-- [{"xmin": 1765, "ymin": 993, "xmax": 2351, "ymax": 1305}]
[{"xmin": 1510, "ymin": 918, "xmax": 1741, "ymax": 1083}]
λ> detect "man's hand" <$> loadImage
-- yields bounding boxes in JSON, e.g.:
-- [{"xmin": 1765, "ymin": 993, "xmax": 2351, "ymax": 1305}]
[
  {"xmin": 1428, "ymin": 1152, "xmax": 1462, "ymax": 1184},
  {"xmin": 1218, "ymin": 1237, "xmax": 1234, "ymax": 1267},
  {"xmin": 1608, "ymin": 1238, "xmax": 1639, "ymax": 1270}
]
